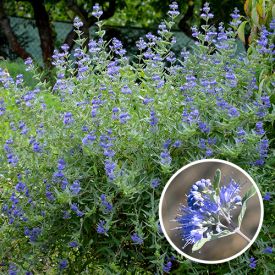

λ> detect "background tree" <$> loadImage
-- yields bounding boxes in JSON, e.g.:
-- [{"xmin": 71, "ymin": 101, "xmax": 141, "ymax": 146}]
[
  {"xmin": 0, "ymin": 0, "xmax": 248, "ymax": 67},
  {"xmin": 0, "ymin": 0, "xmax": 31, "ymax": 60},
  {"xmin": 0, "ymin": 0, "xmax": 119, "ymax": 67}
]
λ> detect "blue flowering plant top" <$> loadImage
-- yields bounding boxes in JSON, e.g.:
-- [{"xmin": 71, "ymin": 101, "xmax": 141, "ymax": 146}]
[{"xmin": 176, "ymin": 169, "xmax": 256, "ymax": 252}]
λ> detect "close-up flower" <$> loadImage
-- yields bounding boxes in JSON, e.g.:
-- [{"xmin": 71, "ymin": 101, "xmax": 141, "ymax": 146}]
[{"xmin": 176, "ymin": 169, "xmax": 255, "ymax": 251}]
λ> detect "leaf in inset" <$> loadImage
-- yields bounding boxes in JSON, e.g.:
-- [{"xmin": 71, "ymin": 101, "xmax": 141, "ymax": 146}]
[
  {"xmin": 210, "ymin": 230, "xmax": 236, "ymax": 241},
  {"xmin": 192, "ymin": 236, "xmax": 211, "ymax": 252},
  {"xmin": 213, "ymin": 169, "xmax": 221, "ymax": 193},
  {"xmin": 238, "ymin": 186, "xmax": 256, "ymax": 227}
]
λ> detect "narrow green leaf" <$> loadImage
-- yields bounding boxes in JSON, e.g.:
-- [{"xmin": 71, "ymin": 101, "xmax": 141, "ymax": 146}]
[
  {"xmin": 237, "ymin": 21, "xmax": 248, "ymax": 43},
  {"xmin": 259, "ymin": 78, "xmax": 266, "ymax": 93},
  {"xmin": 256, "ymin": 2, "xmax": 264, "ymax": 19},
  {"xmin": 251, "ymin": 7, "xmax": 259, "ymax": 26},
  {"xmin": 192, "ymin": 236, "xmax": 211, "ymax": 252},
  {"xmin": 238, "ymin": 186, "xmax": 257, "ymax": 227},
  {"xmin": 244, "ymin": 0, "xmax": 252, "ymax": 16},
  {"xmin": 213, "ymin": 169, "xmax": 221, "ymax": 193}
]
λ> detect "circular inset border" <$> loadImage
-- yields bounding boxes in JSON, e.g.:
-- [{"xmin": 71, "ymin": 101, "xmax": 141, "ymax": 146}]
[{"xmin": 159, "ymin": 159, "xmax": 264, "ymax": 264}]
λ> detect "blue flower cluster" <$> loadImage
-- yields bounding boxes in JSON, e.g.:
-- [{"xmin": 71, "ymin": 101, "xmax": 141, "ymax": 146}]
[
  {"xmin": 131, "ymin": 233, "xmax": 143, "ymax": 245},
  {"xmin": 177, "ymin": 174, "xmax": 242, "ymax": 247}
]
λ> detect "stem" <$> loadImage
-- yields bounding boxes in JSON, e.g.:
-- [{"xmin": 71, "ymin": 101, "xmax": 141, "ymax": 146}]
[
  {"xmin": 220, "ymin": 208, "xmax": 231, "ymax": 225},
  {"xmin": 234, "ymin": 228, "xmax": 251, "ymax": 243}
]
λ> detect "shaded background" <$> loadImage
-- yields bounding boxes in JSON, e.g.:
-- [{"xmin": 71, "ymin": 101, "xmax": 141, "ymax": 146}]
[
  {"xmin": 161, "ymin": 161, "xmax": 262, "ymax": 261},
  {"xmin": 0, "ymin": 0, "xmax": 246, "ymax": 67}
]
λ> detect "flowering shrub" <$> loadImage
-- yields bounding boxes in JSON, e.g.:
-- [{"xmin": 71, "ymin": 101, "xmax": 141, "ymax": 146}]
[
  {"xmin": 176, "ymin": 169, "xmax": 255, "ymax": 252},
  {"xmin": 0, "ymin": 2, "xmax": 274, "ymax": 274}
]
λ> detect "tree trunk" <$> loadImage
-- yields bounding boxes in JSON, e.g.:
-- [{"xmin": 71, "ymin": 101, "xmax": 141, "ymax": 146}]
[
  {"xmin": 29, "ymin": 0, "xmax": 54, "ymax": 68},
  {"xmin": 0, "ymin": 0, "xmax": 31, "ymax": 59},
  {"xmin": 178, "ymin": 3, "xmax": 194, "ymax": 39}
]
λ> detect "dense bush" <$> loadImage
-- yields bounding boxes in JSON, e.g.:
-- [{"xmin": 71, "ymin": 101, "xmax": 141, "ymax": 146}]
[{"xmin": 0, "ymin": 3, "xmax": 274, "ymax": 274}]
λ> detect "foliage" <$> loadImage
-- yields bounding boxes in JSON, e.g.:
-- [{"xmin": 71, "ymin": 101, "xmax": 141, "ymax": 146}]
[
  {"xmin": 0, "ymin": 60, "xmax": 36, "ymax": 87},
  {"xmin": 4, "ymin": 0, "xmax": 245, "ymax": 28},
  {"xmin": 238, "ymin": 0, "xmax": 275, "ymax": 44},
  {"xmin": 0, "ymin": 2, "xmax": 274, "ymax": 274}
]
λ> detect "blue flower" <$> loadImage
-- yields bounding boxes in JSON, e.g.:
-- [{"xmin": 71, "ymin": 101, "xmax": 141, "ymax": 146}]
[
  {"xmin": 82, "ymin": 132, "xmax": 96, "ymax": 145},
  {"xmin": 151, "ymin": 178, "xmax": 160, "ymax": 188},
  {"xmin": 88, "ymin": 40, "xmax": 100, "ymax": 53},
  {"xmin": 0, "ymin": 98, "xmax": 6, "ymax": 116},
  {"xmin": 24, "ymin": 227, "xmax": 41, "ymax": 242},
  {"xmin": 176, "ymin": 207, "xmax": 206, "ymax": 245},
  {"xmin": 46, "ymin": 191, "xmax": 55, "ymax": 201},
  {"xmin": 228, "ymin": 107, "xmax": 239, "ymax": 118},
  {"xmin": 73, "ymin": 17, "xmax": 83, "ymax": 28},
  {"xmin": 150, "ymin": 109, "xmax": 158, "ymax": 127},
  {"xmin": 63, "ymin": 112, "xmax": 74, "ymax": 125},
  {"xmin": 160, "ymin": 150, "xmax": 172, "ymax": 165},
  {"xmin": 131, "ymin": 233, "xmax": 143, "ymax": 245},
  {"xmin": 104, "ymin": 160, "xmax": 116, "ymax": 180},
  {"xmin": 136, "ymin": 38, "xmax": 147, "ymax": 50},
  {"xmin": 71, "ymin": 203, "xmax": 84, "ymax": 217},
  {"xmin": 187, "ymin": 179, "xmax": 211, "ymax": 210},
  {"xmin": 263, "ymin": 246, "xmax": 272, "ymax": 254},
  {"xmin": 59, "ymin": 259, "xmax": 68, "ymax": 270},
  {"xmin": 249, "ymin": 257, "xmax": 257, "ymax": 269},
  {"xmin": 176, "ymin": 172, "xmax": 243, "ymax": 248},
  {"xmin": 173, "ymin": 140, "xmax": 182, "ymax": 148},
  {"xmin": 255, "ymin": 121, "xmax": 265, "ymax": 135},
  {"xmin": 121, "ymin": 85, "xmax": 132, "ymax": 94},
  {"xmin": 263, "ymin": 192, "xmax": 271, "ymax": 201},
  {"xmin": 69, "ymin": 241, "xmax": 78, "ymax": 248},
  {"xmin": 97, "ymin": 220, "xmax": 108, "ymax": 234},
  {"xmin": 168, "ymin": 2, "xmax": 180, "ymax": 17},
  {"xmin": 119, "ymin": 112, "xmax": 131, "ymax": 124},
  {"xmin": 57, "ymin": 158, "xmax": 66, "ymax": 170},
  {"xmin": 24, "ymin": 57, "xmax": 33, "ymax": 71},
  {"xmin": 60, "ymin": 178, "xmax": 68, "ymax": 190},
  {"xmin": 103, "ymin": 149, "xmax": 115, "ymax": 158},
  {"xmin": 8, "ymin": 263, "xmax": 18, "ymax": 275},
  {"xmin": 63, "ymin": 211, "xmax": 71, "ymax": 219},
  {"xmin": 198, "ymin": 122, "xmax": 210, "ymax": 133},
  {"xmin": 163, "ymin": 261, "xmax": 172, "ymax": 273},
  {"xmin": 100, "ymin": 194, "xmax": 113, "ymax": 213},
  {"xmin": 15, "ymin": 181, "xmax": 26, "ymax": 192},
  {"xmin": 219, "ymin": 179, "xmax": 242, "ymax": 209},
  {"xmin": 200, "ymin": 2, "xmax": 214, "ymax": 20},
  {"xmin": 53, "ymin": 170, "xmax": 65, "ymax": 178},
  {"xmin": 70, "ymin": 180, "xmax": 81, "ymax": 195}
]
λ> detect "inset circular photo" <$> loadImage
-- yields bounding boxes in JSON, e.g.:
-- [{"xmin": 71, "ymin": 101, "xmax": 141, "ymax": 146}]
[{"xmin": 159, "ymin": 159, "xmax": 263, "ymax": 264}]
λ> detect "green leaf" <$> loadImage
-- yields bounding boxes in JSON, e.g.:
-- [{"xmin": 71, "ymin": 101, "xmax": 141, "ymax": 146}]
[
  {"xmin": 244, "ymin": 0, "xmax": 253, "ymax": 16},
  {"xmin": 256, "ymin": 2, "xmax": 264, "ymax": 19},
  {"xmin": 213, "ymin": 169, "xmax": 221, "ymax": 193},
  {"xmin": 192, "ymin": 229, "xmax": 241, "ymax": 253},
  {"xmin": 259, "ymin": 78, "xmax": 266, "ymax": 93},
  {"xmin": 192, "ymin": 236, "xmax": 211, "ymax": 252},
  {"xmin": 237, "ymin": 21, "xmax": 248, "ymax": 43},
  {"xmin": 251, "ymin": 7, "xmax": 259, "ymax": 26},
  {"xmin": 210, "ymin": 230, "xmax": 235, "ymax": 241},
  {"xmin": 238, "ymin": 186, "xmax": 257, "ymax": 227}
]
